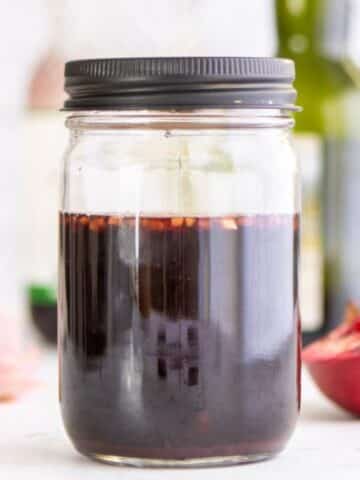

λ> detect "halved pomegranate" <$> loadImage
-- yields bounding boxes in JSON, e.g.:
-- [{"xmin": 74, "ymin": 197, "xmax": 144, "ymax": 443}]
[{"xmin": 303, "ymin": 303, "xmax": 360, "ymax": 415}]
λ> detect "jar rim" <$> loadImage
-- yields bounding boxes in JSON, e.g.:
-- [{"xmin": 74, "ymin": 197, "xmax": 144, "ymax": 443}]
[{"xmin": 64, "ymin": 109, "xmax": 295, "ymax": 130}]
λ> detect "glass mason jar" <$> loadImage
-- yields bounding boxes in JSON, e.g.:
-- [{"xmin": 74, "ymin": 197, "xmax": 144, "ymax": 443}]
[{"xmin": 59, "ymin": 57, "xmax": 301, "ymax": 467}]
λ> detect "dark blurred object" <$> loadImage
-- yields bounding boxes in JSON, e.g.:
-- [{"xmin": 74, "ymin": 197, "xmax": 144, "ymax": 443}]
[
  {"xmin": 28, "ymin": 285, "xmax": 57, "ymax": 344},
  {"xmin": 276, "ymin": 0, "xmax": 359, "ymax": 345}
]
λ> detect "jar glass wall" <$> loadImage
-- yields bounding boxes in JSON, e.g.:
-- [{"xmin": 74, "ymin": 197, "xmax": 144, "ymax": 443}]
[{"xmin": 59, "ymin": 110, "xmax": 300, "ymax": 466}]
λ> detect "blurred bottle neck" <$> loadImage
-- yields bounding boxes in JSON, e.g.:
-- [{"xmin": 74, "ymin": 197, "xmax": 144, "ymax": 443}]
[{"xmin": 276, "ymin": 0, "xmax": 349, "ymax": 62}]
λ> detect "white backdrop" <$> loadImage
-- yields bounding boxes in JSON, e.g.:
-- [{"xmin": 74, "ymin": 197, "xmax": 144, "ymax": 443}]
[{"xmin": 1, "ymin": 0, "xmax": 360, "ymax": 324}]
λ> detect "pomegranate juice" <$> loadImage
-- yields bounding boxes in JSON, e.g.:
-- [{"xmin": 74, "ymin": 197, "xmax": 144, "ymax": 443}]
[{"xmin": 59, "ymin": 213, "xmax": 300, "ymax": 460}]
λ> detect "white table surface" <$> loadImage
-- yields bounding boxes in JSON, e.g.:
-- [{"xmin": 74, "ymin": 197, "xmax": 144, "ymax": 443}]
[{"xmin": 1, "ymin": 350, "xmax": 358, "ymax": 479}]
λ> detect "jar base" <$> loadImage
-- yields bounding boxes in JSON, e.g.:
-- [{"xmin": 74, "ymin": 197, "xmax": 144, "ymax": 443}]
[{"xmin": 89, "ymin": 452, "xmax": 274, "ymax": 468}]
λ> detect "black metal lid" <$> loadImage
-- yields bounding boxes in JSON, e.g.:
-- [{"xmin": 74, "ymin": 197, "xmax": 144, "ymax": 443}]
[{"xmin": 63, "ymin": 57, "xmax": 297, "ymax": 111}]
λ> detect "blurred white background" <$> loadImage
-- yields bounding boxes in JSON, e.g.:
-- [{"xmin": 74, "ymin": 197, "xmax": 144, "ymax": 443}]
[
  {"xmin": 0, "ymin": 0, "xmax": 278, "ymax": 327},
  {"xmin": 0, "ymin": 0, "xmax": 360, "ymax": 335}
]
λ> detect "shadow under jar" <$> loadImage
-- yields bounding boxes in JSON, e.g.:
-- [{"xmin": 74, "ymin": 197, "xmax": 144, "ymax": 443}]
[{"xmin": 59, "ymin": 57, "xmax": 301, "ymax": 467}]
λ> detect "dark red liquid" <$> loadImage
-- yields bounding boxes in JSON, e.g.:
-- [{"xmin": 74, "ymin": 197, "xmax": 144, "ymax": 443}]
[{"xmin": 59, "ymin": 213, "xmax": 300, "ymax": 461}]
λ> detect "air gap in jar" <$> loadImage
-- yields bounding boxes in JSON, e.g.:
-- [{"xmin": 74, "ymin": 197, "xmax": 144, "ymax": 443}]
[{"xmin": 59, "ymin": 57, "xmax": 301, "ymax": 467}]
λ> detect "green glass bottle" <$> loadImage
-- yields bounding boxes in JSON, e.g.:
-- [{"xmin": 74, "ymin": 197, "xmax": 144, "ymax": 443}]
[{"xmin": 276, "ymin": 0, "xmax": 358, "ymax": 343}]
